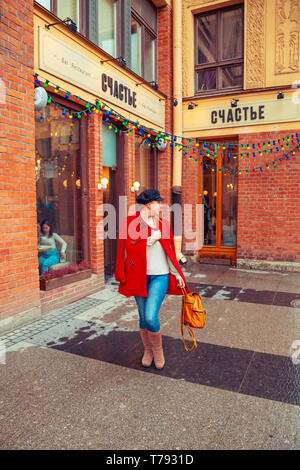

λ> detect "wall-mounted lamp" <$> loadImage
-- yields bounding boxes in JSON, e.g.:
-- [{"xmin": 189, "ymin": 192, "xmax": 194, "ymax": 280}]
[
  {"xmin": 100, "ymin": 57, "xmax": 127, "ymax": 67},
  {"xmin": 188, "ymin": 102, "xmax": 198, "ymax": 110},
  {"xmin": 136, "ymin": 81, "xmax": 158, "ymax": 90},
  {"xmin": 277, "ymin": 91, "xmax": 284, "ymax": 99},
  {"xmin": 159, "ymin": 97, "xmax": 178, "ymax": 106},
  {"xmin": 131, "ymin": 181, "xmax": 141, "ymax": 192},
  {"xmin": 98, "ymin": 177, "xmax": 109, "ymax": 190},
  {"xmin": 231, "ymin": 99, "xmax": 239, "ymax": 107},
  {"xmin": 45, "ymin": 17, "xmax": 77, "ymax": 34}
]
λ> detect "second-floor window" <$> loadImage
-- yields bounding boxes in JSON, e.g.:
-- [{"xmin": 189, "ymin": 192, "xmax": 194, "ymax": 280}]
[
  {"xmin": 131, "ymin": 0, "xmax": 157, "ymax": 82},
  {"xmin": 36, "ymin": 0, "xmax": 157, "ymax": 82},
  {"xmin": 195, "ymin": 4, "xmax": 244, "ymax": 95},
  {"xmin": 87, "ymin": 0, "xmax": 118, "ymax": 57}
]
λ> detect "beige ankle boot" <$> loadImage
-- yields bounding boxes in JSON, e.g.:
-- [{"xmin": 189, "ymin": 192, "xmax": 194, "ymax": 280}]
[
  {"xmin": 147, "ymin": 330, "xmax": 165, "ymax": 370},
  {"xmin": 139, "ymin": 329, "xmax": 153, "ymax": 367}
]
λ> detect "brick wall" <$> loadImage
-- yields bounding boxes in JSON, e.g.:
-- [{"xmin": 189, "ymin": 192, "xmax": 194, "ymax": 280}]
[
  {"xmin": 237, "ymin": 129, "xmax": 300, "ymax": 263},
  {"xmin": 181, "ymin": 129, "xmax": 300, "ymax": 264},
  {"xmin": 182, "ymin": 150, "xmax": 199, "ymax": 254},
  {"xmin": 0, "ymin": 0, "xmax": 41, "ymax": 320},
  {"xmin": 40, "ymin": 273, "xmax": 104, "ymax": 314},
  {"xmin": 88, "ymin": 111, "xmax": 105, "ymax": 278},
  {"xmin": 157, "ymin": 4, "xmax": 173, "ymax": 206},
  {"xmin": 124, "ymin": 130, "xmax": 136, "ymax": 213}
]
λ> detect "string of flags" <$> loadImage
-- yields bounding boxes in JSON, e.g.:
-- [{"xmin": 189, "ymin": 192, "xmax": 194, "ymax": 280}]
[
  {"xmin": 34, "ymin": 73, "xmax": 300, "ymax": 175},
  {"xmin": 193, "ymin": 143, "xmax": 300, "ymax": 176}
]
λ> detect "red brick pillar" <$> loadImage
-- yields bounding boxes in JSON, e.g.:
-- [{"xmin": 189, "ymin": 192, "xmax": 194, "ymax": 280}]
[
  {"xmin": 0, "ymin": 0, "xmax": 41, "ymax": 329},
  {"xmin": 182, "ymin": 153, "xmax": 199, "ymax": 255},
  {"xmin": 124, "ymin": 129, "xmax": 136, "ymax": 214},
  {"xmin": 88, "ymin": 111, "xmax": 104, "ymax": 277},
  {"xmin": 157, "ymin": 4, "xmax": 173, "ymax": 206}
]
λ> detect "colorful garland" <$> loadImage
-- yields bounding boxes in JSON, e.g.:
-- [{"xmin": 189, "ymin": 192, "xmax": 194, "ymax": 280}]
[
  {"xmin": 33, "ymin": 73, "xmax": 300, "ymax": 175},
  {"xmin": 35, "ymin": 120, "xmax": 74, "ymax": 176}
]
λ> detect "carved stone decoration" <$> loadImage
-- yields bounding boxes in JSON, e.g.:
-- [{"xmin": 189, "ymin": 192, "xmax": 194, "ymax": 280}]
[
  {"xmin": 245, "ymin": 0, "xmax": 266, "ymax": 89},
  {"xmin": 275, "ymin": 0, "xmax": 299, "ymax": 74}
]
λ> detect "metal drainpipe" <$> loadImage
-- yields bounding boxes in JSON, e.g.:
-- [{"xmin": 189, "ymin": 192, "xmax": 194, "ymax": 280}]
[{"xmin": 172, "ymin": 0, "xmax": 186, "ymax": 264}]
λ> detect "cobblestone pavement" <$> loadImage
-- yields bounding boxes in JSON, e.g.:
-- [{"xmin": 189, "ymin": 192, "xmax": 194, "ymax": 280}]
[{"xmin": 0, "ymin": 263, "xmax": 299, "ymax": 450}]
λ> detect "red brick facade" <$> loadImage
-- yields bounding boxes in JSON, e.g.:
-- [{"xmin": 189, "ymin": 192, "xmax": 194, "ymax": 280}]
[
  {"xmin": 181, "ymin": 129, "xmax": 300, "ymax": 265},
  {"xmin": 0, "ymin": 0, "xmax": 41, "ymax": 322},
  {"xmin": 157, "ymin": 4, "xmax": 173, "ymax": 206},
  {"xmin": 237, "ymin": 130, "xmax": 300, "ymax": 264},
  {"xmin": 0, "ymin": 1, "xmax": 175, "ymax": 329}
]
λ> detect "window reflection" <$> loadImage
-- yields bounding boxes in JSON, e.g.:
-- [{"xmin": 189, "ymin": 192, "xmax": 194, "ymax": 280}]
[
  {"xmin": 202, "ymin": 149, "xmax": 217, "ymax": 246},
  {"xmin": 131, "ymin": 18, "xmax": 142, "ymax": 76},
  {"xmin": 221, "ymin": 143, "xmax": 237, "ymax": 247},
  {"xmin": 98, "ymin": 0, "xmax": 117, "ymax": 57},
  {"xmin": 35, "ymin": 104, "xmax": 83, "ymax": 265},
  {"xmin": 57, "ymin": 0, "xmax": 79, "ymax": 27}
]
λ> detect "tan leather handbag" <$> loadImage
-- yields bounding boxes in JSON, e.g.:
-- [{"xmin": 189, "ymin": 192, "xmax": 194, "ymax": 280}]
[{"xmin": 180, "ymin": 287, "xmax": 206, "ymax": 351}]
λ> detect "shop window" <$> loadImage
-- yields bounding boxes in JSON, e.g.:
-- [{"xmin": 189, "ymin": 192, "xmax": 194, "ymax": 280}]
[
  {"xmin": 131, "ymin": 0, "xmax": 157, "ymax": 82},
  {"xmin": 35, "ymin": 102, "xmax": 86, "ymax": 271},
  {"xmin": 195, "ymin": 4, "xmax": 244, "ymax": 95}
]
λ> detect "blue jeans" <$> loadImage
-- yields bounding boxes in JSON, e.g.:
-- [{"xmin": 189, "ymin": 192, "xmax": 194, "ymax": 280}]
[
  {"xmin": 135, "ymin": 274, "xmax": 169, "ymax": 333},
  {"xmin": 38, "ymin": 248, "xmax": 60, "ymax": 276}
]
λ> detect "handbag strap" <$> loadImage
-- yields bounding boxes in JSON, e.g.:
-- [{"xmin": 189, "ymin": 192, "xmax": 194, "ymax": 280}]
[
  {"xmin": 181, "ymin": 286, "xmax": 188, "ymax": 297},
  {"xmin": 180, "ymin": 295, "xmax": 197, "ymax": 352}
]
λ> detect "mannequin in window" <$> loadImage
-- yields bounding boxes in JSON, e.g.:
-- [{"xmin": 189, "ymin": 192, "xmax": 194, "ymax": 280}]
[{"xmin": 38, "ymin": 219, "xmax": 67, "ymax": 276}]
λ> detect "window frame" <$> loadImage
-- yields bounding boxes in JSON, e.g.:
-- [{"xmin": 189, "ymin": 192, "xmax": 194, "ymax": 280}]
[
  {"xmin": 35, "ymin": 91, "xmax": 90, "ymax": 266},
  {"xmin": 131, "ymin": 5, "xmax": 157, "ymax": 82},
  {"xmin": 194, "ymin": 3, "xmax": 244, "ymax": 96}
]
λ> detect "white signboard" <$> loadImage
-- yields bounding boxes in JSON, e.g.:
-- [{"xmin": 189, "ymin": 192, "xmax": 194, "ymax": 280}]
[
  {"xmin": 39, "ymin": 28, "xmax": 164, "ymax": 128},
  {"xmin": 183, "ymin": 98, "xmax": 300, "ymax": 131}
]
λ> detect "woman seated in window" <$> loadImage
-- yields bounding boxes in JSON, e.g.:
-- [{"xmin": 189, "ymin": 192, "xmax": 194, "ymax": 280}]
[{"xmin": 38, "ymin": 219, "xmax": 67, "ymax": 276}]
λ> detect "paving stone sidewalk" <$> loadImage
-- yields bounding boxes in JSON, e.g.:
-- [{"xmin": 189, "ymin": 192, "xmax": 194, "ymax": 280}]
[{"xmin": 0, "ymin": 263, "xmax": 299, "ymax": 450}]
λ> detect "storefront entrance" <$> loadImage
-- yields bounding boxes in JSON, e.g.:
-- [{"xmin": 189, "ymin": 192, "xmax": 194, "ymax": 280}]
[
  {"xmin": 198, "ymin": 138, "xmax": 238, "ymax": 265},
  {"xmin": 102, "ymin": 122, "xmax": 125, "ymax": 278}
]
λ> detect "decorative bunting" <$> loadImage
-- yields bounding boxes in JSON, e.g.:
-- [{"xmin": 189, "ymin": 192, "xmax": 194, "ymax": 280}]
[{"xmin": 33, "ymin": 73, "xmax": 300, "ymax": 175}]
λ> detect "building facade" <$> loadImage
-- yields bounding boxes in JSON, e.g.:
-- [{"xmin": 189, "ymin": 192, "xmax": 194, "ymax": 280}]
[
  {"xmin": 0, "ymin": 0, "xmax": 174, "ymax": 333},
  {"xmin": 180, "ymin": 0, "xmax": 300, "ymax": 271},
  {"xmin": 0, "ymin": 0, "xmax": 300, "ymax": 333}
]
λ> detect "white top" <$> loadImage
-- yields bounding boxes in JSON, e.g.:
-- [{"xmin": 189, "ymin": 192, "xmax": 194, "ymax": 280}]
[
  {"xmin": 38, "ymin": 233, "xmax": 67, "ymax": 254},
  {"xmin": 144, "ymin": 216, "xmax": 181, "ymax": 280}
]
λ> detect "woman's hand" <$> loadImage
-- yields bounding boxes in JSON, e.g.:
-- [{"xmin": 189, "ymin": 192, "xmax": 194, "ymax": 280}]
[
  {"xmin": 177, "ymin": 276, "xmax": 185, "ymax": 288},
  {"xmin": 60, "ymin": 253, "xmax": 66, "ymax": 262},
  {"xmin": 151, "ymin": 229, "xmax": 161, "ymax": 241}
]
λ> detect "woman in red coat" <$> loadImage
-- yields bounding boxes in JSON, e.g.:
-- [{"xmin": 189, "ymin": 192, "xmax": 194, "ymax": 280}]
[{"xmin": 114, "ymin": 189, "xmax": 190, "ymax": 370}]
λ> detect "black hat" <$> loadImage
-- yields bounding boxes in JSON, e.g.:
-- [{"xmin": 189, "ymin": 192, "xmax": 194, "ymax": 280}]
[{"xmin": 136, "ymin": 189, "xmax": 164, "ymax": 205}]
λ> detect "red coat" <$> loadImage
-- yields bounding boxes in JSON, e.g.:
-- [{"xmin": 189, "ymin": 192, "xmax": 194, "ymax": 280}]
[{"xmin": 114, "ymin": 212, "xmax": 190, "ymax": 297}]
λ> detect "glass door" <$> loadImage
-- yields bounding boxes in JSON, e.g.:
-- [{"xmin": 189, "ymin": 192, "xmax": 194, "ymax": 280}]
[{"xmin": 198, "ymin": 139, "xmax": 238, "ymax": 264}]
